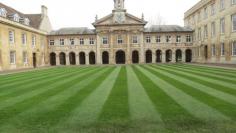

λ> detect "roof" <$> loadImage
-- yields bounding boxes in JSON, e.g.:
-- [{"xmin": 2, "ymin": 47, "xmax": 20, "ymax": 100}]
[
  {"xmin": 0, "ymin": 2, "xmax": 42, "ymax": 29},
  {"xmin": 144, "ymin": 25, "xmax": 193, "ymax": 33},
  {"xmin": 50, "ymin": 27, "xmax": 96, "ymax": 35}
]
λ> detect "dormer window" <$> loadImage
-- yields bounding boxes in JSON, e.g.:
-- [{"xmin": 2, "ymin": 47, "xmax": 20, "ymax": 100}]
[
  {"xmin": 12, "ymin": 13, "xmax": 20, "ymax": 22},
  {"xmin": 0, "ymin": 8, "xmax": 7, "ymax": 17},
  {"xmin": 24, "ymin": 18, "xmax": 30, "ymax": 25}
]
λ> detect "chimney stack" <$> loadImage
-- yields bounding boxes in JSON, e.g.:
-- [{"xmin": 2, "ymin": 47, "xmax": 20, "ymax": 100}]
[{"xmin": 41, "ymin": 5, "xmax": 48, "ymax": 16}]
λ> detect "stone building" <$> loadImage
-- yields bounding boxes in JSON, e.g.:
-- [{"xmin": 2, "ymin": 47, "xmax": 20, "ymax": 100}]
[
  {"xmin": 0, "ymin": 3, "xmax": 52, "ymax": 71},
  {"xmin": 184, "ymin": 0, "xmax": 236, "ymax": 64},
  {"xmin": 48, "ymin": 0, "xmax": 194, "ymax": 66}
]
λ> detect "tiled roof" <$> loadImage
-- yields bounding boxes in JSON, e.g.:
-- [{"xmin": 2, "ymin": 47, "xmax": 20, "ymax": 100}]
[
  {"xmin": 50, "ymin": 27, "xmax": 96, "ymax": 35},
  {"xmin": 144, "ymin": 25, "xmax": 193, "ymax": 33},
  {"xmin": 0, "ymin": 2, "xmax": 42, "ymax": 29}
]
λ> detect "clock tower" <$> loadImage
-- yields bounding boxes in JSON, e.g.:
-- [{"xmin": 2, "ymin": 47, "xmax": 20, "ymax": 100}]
[{"xmin": 113, "ymin": 0, "xmax": 126, "ymax": 23}]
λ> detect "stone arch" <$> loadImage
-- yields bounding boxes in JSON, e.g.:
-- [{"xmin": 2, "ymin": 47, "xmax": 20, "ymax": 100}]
[
  {"xmin": 156, "ymin": 50, "xmax": 162, "ymax": 63},
  {"xmin": 145, "ymin": 50, "xmax": 152, "ymax": 63},
  {"xmin": 175, "ymin": 49, "xmax": 182, "ymax": 62},
  {"xmin": 116, "ymin": 50, "xmax": 126, "ymax": 64},
  {"xmin": 102, "ymin": 51, "xmax": 109, "ymax": 64},
  {"xmin": 89, "ymin": 51, "xmax": 96, "ymax": 65},
  {"xmin": 186, "ymin": 49, "xmax": 192, "ymax": 63},
  {"xmin": 132, "ymin": 50, "xmax": 139, "ymax": 64},
  {"xmin": 59, "ymin": 52, "xmax": 66, "ymax": 65},
  {"xmin": 166, "ymin": 49, "xmax": 172, "ymax": 63},
  {"xmin": 79, "ymin": 52, "xmax": 86, "ymax": 65},
  {"xmin": 50, "ymin": 52, "xmax": 56, "ymax": 66},
  {"xmin": 69, "ymin": 52, "xmax": 76, "ymax": 65}
]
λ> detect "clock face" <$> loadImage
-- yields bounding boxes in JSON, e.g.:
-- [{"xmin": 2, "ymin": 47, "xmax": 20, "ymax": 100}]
[{"xmin": 115, "ymin": 13, "xmax": 125, "ymax": 23}]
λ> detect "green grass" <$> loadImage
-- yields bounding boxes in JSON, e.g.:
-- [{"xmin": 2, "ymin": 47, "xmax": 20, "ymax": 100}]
[{"xmin": 0, "ymin": 64, "xmax": 235, "ymax": 133}]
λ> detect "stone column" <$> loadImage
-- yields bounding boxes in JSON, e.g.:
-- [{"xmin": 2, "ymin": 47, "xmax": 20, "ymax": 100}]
[
  {"xmin": 86, "ymin": 53, "xmax": 89, "ymax": 65},
  {"xmin": 127, "ymin": 32, "xmax": 131, "ymax": 64},
  {"xmin": 172, "ymin": 51, "xmax": 176, "ymax": 63},
  {"xmin": 76, "ymin": 54, "xmax": 80, "ymax": 65},
  {"xmin": 66, "ymin": 53, "xmax": 70, "ymax": 65},
  {"xmin": 96, "ymin": 35, "xmax": 101, "ymax": 65},
  {"xmin": 56, "ymin": 54, "xmax": 60, "ymax": 66},
  {"xmin": 110, "ymin": 33, "xmax": 115, "ymax": 65},
  {"xmin": 152, "ymin": 50, "xmax": 156, "ymax": 63},
  {"xmin": 182, "ymin": 50, "xmax": 186, "ymax": 63},
  {"xmin": 140, "ymin": 33, "xmax": 145, "ymax": 64},
  {"xmin": 162, "ymin": 51, "xmax": 166, "ymax": 63}
]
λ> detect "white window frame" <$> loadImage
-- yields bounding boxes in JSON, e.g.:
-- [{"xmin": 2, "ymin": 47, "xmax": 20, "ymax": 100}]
[
  {"xmin": 10, "ymin": 51, "xmax": 16, "ymax": 64},
  {"xmin": 22, "ymin": 33, "xmax": 27, "ymax": 45},
  {"xmin": 176, "ymin": 36, "xmax": 181, "ymax": 43},
  {"xmin": 232, "ymin": 0, "xmax": 236, "ymax": 5},
  {"xmin": 32, "ymin": 35, "xmax": 36, "ymax": 47},
  {"xmin": 186, "ymin": 35, "xmax": 192, "ymax": 43},
  {"xmin": 9, "ymin": 30, "xmax": 15, "ymax": 44},
  {"xmin": 221, "ymin": 43, "xmax": 225, "ymax": 56},
  {"xmin": 23, "ymin": 51, "xmax": 28, "ymax": 64},
  {"xmin": 211, "ymin": 4, "xmax": 215, "ymax": 16},
  {"xmin": 156, "ymin": 36, "xmax": 161, "ymax": 43},
  {"xmin": 232, "ymin": 14, "xmax": 236, "ymax": 32},
  {"xmin": 166, "ymin": 36, "xmax": 171, "ymax": 43},
  {"xmin": 132, "ymin": 36, "xmax": 138, "ymax": 44},
  {"xmin": 232, "ymin": 41, "xmax": 236, "ymax": 56},
  {"xmin": 70, "ymin": 38, "xmax": 75, "ymax": 45},
  {"xmin": 79, "ymin": 38, "xmax": 84, "ymax": 45},
  {"xmin": 220, "ymin": 18, "xmax": 225, "ymax": 34},
  {"xmin": 211, "ymin": 22, "xmax": 216, "ymax": 37},
  {"xmin": 212, "ymin": 44, "xmax": 216, "ymax": 56},
  {"xmin": 13, "ymin": 14, "xmax": 20, "ymax": 22},
  {"xmin": 102, "ymin": 37, "xmax": 108, "ymax": 45},
  {"xmin": 204, "ymin": 25, "xmax": 208, "ymax": 38},
  {"xmin": 220, "ymin": 0, "xmax": 225, "ymax": 10},
  {"xmin": 146, "ymin": 36, "xmax": 151, "ymax": 43},
  {"xmin": 89, "ymin": 38, "xmax": 94, "ymax": 45},
  {"xmin": 117, "ymin": 35, "xmax": 123, "ymax": 44},
  {"xmin": 0, "ymin": 8, "xmax": 7, "ymax": 17},
  {"xmin": 49, "ymin": 40, "xmax": 54, "ymax": 46},
  {"xmin": 60, "ymin": 38, "xmax": 65, "ymax": 45},
  {"xmin": 204, "ymin": 7, "xmax": 208, "ymax": 19}
]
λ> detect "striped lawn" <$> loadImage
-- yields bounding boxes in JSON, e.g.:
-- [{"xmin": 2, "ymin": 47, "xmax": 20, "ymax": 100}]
[{"xmin": 0, "ymin": 64, "xmax": 235, "ymax": 133}]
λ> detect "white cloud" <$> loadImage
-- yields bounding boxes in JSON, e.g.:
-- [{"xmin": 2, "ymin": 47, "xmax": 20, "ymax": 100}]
[{"xmin": 0, "ymin": 0, "xmax": 200, "ymax": 29}]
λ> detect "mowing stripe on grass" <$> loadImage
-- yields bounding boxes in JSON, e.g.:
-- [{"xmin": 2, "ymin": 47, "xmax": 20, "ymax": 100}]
[
  {"xmin": 0, "ymin": 67, "xmax": 57, "ymax": 79},
  {"xmin": 163, "ymin": 64, "xmax": 236, "ymax": 90},
  {"xmin": 150, "ymin": 65, "xmax": 236, "ymax": 105},
  {"xmin": 181, "ymin": 64, "xmax": 236, "ymax": 74},
  {"xmin": 147, "ymin": 65, "xmax": 236, "ymax": 119},
  {"xmin": 0, "ymin": 67, "xmax": 62, "ymax": 83},
  {"xmin": 98, "ymin": 67, "xmax": 130, "ymax": 123},
  {"xmin": 126, "ymin": 66, "xmax": 162, "ymax": 122},
  {"xmin": 132, "ymin": 66, "xmax": 206, "ymax": 132},
  {"xmin": 0, "ymin": 67, "xmax": 88, "ymax": 99},
  {"xmin": 0, "ymin": 67, "xmax": 99, "ymax": 111},
  {"xmin": 0, "ymin": 67, "xmax": 104, "ymax": 127},
  {"xmin": 52, "ymin": 67, "xmax": 121, "ymax": 132},
  {"xmin": 126, "ymin": 66, "xmax": 166, "ymax": 132},
  {"xmin": 0, "ymin": 67, "xmax": 83, "ymax": 91},
  {"xmin": 170, "ymin": 64, "xmax": 236, "ymax": 80},
  {"xmin": 6, "ymin": 67, "xmax": 114, "ymax": 131},
  {"xmin": 157, "ymin": 65, "xmax": 236, "ymax": 96},
  {"xmin": 162, "ymin": 65, "xmax": 236, "ymax": 84},
  {"xmin": 136, "ymin": 65, "xmax": 229, "ymax": 121}
]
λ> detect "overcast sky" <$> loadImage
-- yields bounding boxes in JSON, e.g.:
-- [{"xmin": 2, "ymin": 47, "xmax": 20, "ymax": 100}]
[{"xmin": 0, "ymin": 0, "xmax": 200, "ymax": 30}]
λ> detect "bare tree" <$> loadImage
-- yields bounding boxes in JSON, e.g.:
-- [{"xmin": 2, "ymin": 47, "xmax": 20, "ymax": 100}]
[{"xmin": 146, "ymin": 13, "xmax": 166, "ymax": 27}]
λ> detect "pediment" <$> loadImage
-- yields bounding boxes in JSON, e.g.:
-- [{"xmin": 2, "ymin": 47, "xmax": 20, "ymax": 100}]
[{"xmin": 93, "ymin": 13, "xmax": 147, "ymax": 26}]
